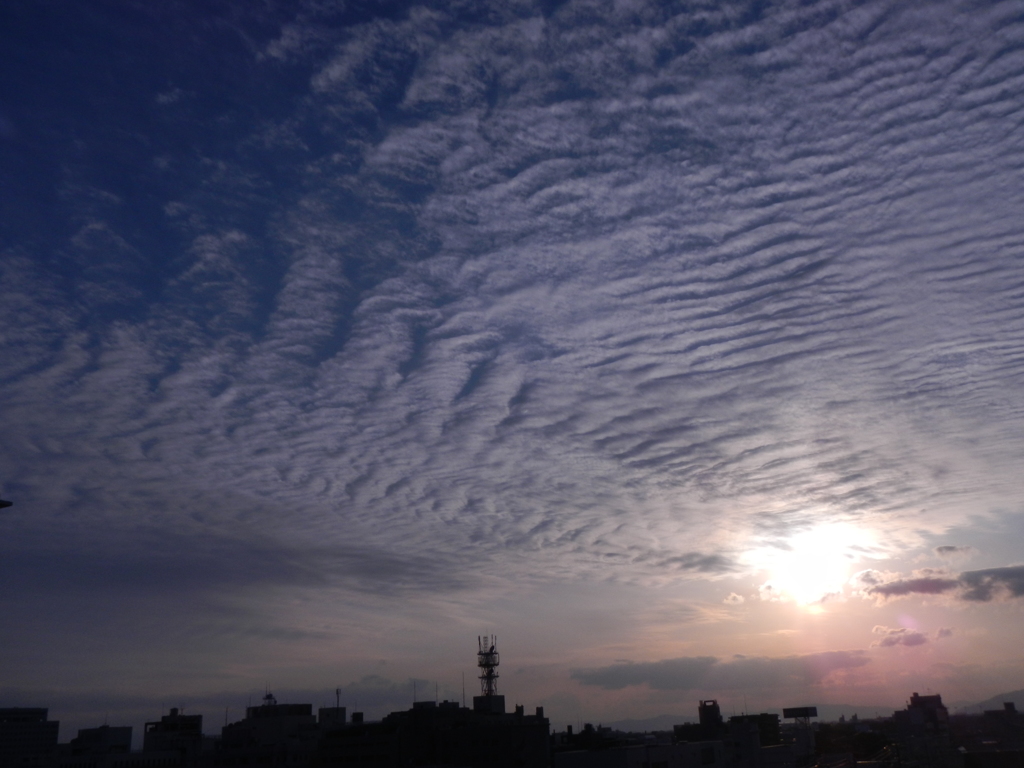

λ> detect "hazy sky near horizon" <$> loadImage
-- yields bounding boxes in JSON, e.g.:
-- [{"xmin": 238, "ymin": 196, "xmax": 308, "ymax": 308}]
[{"xmin": 3, "ymin": 0, "xmax": 1024, "ymax": 740}]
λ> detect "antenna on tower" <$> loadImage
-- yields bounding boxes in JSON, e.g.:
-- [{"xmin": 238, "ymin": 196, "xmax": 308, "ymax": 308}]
[{"xmin": 477, "ymin": 635, "xmax": 500, "ymax": 697}]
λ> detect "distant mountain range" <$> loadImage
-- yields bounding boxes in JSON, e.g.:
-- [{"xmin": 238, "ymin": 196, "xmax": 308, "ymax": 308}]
[
  {"xmin": 951, "ymin": 689, "xmax": 1024, "ymax": 714},
  {"xmin": 601, "ymin": 692, "xmax": 1024, "ymax": 733}
]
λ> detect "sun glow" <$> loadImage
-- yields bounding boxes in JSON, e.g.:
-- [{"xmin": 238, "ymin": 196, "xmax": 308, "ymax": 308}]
[{"xmin": 746, "ymin": 523, "xmax": 877, "ymax": 606}]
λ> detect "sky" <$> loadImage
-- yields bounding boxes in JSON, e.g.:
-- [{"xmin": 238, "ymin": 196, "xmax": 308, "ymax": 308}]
[{"xmin": 2, "ymin": 0, "xmax": 1024, "ymax": 743}]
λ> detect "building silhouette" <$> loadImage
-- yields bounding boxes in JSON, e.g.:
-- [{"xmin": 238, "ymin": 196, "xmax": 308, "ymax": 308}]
[
  {"xmin": 668, "ymin": 701, "xmax": 820, "ymax": 768},
  {"xmin": 894, "ymin": 693, "xmax": 950, "ymax": 733},
  {"xmin": 0, "ymin": 708, "xmax": 59, "ymax": 768},
  {"xmin": 317, "ymin": 699, "xmax": 550, "ymax": 768},
  {"xmin": 144, "ymin": 709, "xmax": 208, "ymax": 766},
  {"xmin": 215, "ymin": 693, "xmax": 320, "ymax": 766},
  {"xmin": 317, "ymin": 637, "xmax": 549, "ymax": 767},
  {"xmin": 315, "ymin": 707, "xmax": 345, "ymax": 734},
  {"xmin": 68, "ymin": 725, "xmax": 132, "ymax": 756},
  {"xmin": 54, "ymin": 724, "xmax": 192, "ymax": 768},
  {"xmin": 889, "ymin": 692, "xmax": 959, "ymax": 768},
  {"xmin": 25, "ymin": 660, "xmax": 1009, "ymax": 768}
]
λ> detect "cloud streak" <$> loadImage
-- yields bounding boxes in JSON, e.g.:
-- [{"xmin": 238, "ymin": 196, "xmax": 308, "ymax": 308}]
[
  {"xmin": 855, "ymin": 566, "xmax": 1024, "ymax": 604},
  {"xmin": 572, "ymin": 651, "xmax": 870, "ymax": 691}
]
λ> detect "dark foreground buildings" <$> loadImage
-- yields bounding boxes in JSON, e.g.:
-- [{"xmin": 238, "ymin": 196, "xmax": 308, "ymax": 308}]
[
  {"xmin": 317, "ymin": 699, "xmax": 550, "ymax": 767},
  {"xmin": 6, "ymin": 667, "xmax": 1024, "ymax": 768},
  {"xmin": 0, "ymin": 709, "xmax": 60, "ymax": 768},
  {"xmin": 216, "ymin": 694, "xmax": 320, "ymax": 766},
  {"xmin": 1, "ymin": 637, "xmax": 552, "ymax": 768},
  {"xmin": 144, "ymin": 708, "xmax": 209, "ymax": 766},
  {"xmin": 1, "ymin": 694, "xmax": 550, "ymax": 768},
  {"xmin": 548, "ymin": 698, "xmax": 799, "ymax": 768},
  {"xmin": 210, "ymin": 691, "xmax": 550, "ymax": 768},
  {"xmin": 311, "ymin": 635, "xmax": 550, "ymax": 767}
]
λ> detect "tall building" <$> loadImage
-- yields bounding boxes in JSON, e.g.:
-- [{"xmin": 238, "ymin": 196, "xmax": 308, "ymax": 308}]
[
  {"xmin": 892, "ymin": 692, "xmax": 958, "ymax": 768},
  {"xmin": 144, "ymin": 708, "xmax": 205, "ymax": 765},
  {"xmin": 216, "ymin": 693, "xmax": 320, "ymax": 766},
  {"xmin": 894, "ymin": 692, "xmax": 950, "ymax": 732},
  {"xmin": 0, "ymin": 708, "xmax": 60, "ymax": 768},
  {"xmin": 675, "ymin": 700, "xmax": 728, "ymax": 743},
  {"xmin": 700, "ymin": 701, "xmax": 723, "ymax": 734}
]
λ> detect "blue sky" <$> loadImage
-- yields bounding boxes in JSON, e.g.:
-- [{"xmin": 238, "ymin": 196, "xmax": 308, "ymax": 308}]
[{"xmin": 2, "ymin": 0, "xmax": 1024, "ymax": 741}]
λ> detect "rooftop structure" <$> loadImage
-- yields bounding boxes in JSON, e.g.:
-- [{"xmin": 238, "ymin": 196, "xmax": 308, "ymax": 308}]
[
  {"xmin": 0, "ymin": 708, "xmax": 60, "ymax": 765},
  {"xmin": 474, "ymin": 635, "xmax": 505, "ymax": 715},
  {"xmin": 477, "ymin": 635, "xmax": 499, "ymax": 697},
  {"xmin": 144, "ymin": 707, "xmax": 205, "ymax": 763},
  {"xmin": 219, "ymin": 692, "xmax": 320, "ymax": 764},
  {"xmin": 894, "ymin": 692, "xmax": 950, "ymax": 732}
]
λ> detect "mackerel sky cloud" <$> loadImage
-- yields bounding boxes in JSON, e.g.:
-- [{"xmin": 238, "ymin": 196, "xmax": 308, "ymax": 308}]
[{"xmin": 2, "ymin": 0, "xmax": 1024, "ymax": 738}]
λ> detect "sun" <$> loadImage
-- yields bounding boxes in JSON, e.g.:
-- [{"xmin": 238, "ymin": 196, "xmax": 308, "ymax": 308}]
[{"xmin": 745, "ymin": 523, "xmax": 876, "ymax": 606}]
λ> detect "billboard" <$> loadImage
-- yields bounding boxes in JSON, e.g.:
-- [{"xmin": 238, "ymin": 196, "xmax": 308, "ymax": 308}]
[{"xmin": 783, "ymin": 707, "xmax": 818, "ymax": 719}]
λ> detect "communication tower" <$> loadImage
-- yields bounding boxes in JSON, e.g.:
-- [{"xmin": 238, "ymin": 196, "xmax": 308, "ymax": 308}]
[{"xmin": 477, "ymin": 635, "xmax": 499, "ymax": 696}]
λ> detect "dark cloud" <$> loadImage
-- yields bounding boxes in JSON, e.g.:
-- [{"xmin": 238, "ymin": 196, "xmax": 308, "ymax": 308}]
[
  {"xmin": 959, "ymin": 566, "xmax": 1024, "ymax": 602},
  {"xmin": 858, "ymin": 566, "xmax": 1024, "ymax": 604},
  {"xmin": 871, "ymin": 626, "xmax": 928, "ymax": 648},
  {"xmin": 935, "ymin": 545, "xmax": 976, "ymax": 558},
  {"xmin": 867, "ymin": 576, "xmax": 960, "ymax": 600},
  {"xmin": 571, "ymin": 656, "xmax": 717, "ymax": 691},
  {"xmin": 0, "ymin": 524, "xmax": 470, "ymax": 598},
  {"xmin": 571, "ymin": 651, "xmax": 869, "ymax": 691}
]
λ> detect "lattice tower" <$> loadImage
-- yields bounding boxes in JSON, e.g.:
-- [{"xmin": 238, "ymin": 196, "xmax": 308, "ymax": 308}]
[{"xmin": 477, "ymin": 635, "xmax": 500, "ymax": 696}]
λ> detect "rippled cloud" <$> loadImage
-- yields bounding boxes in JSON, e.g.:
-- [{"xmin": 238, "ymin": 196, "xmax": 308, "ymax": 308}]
[{"xmin": 2, "ymin": 0, "xmax": 1024, "ymax": 712}]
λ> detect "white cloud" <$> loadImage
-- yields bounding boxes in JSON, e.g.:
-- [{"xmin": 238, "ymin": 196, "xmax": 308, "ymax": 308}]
[{"xmin": 3, "ymin": 0, "xmax": 1024, "ymax": 707}]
